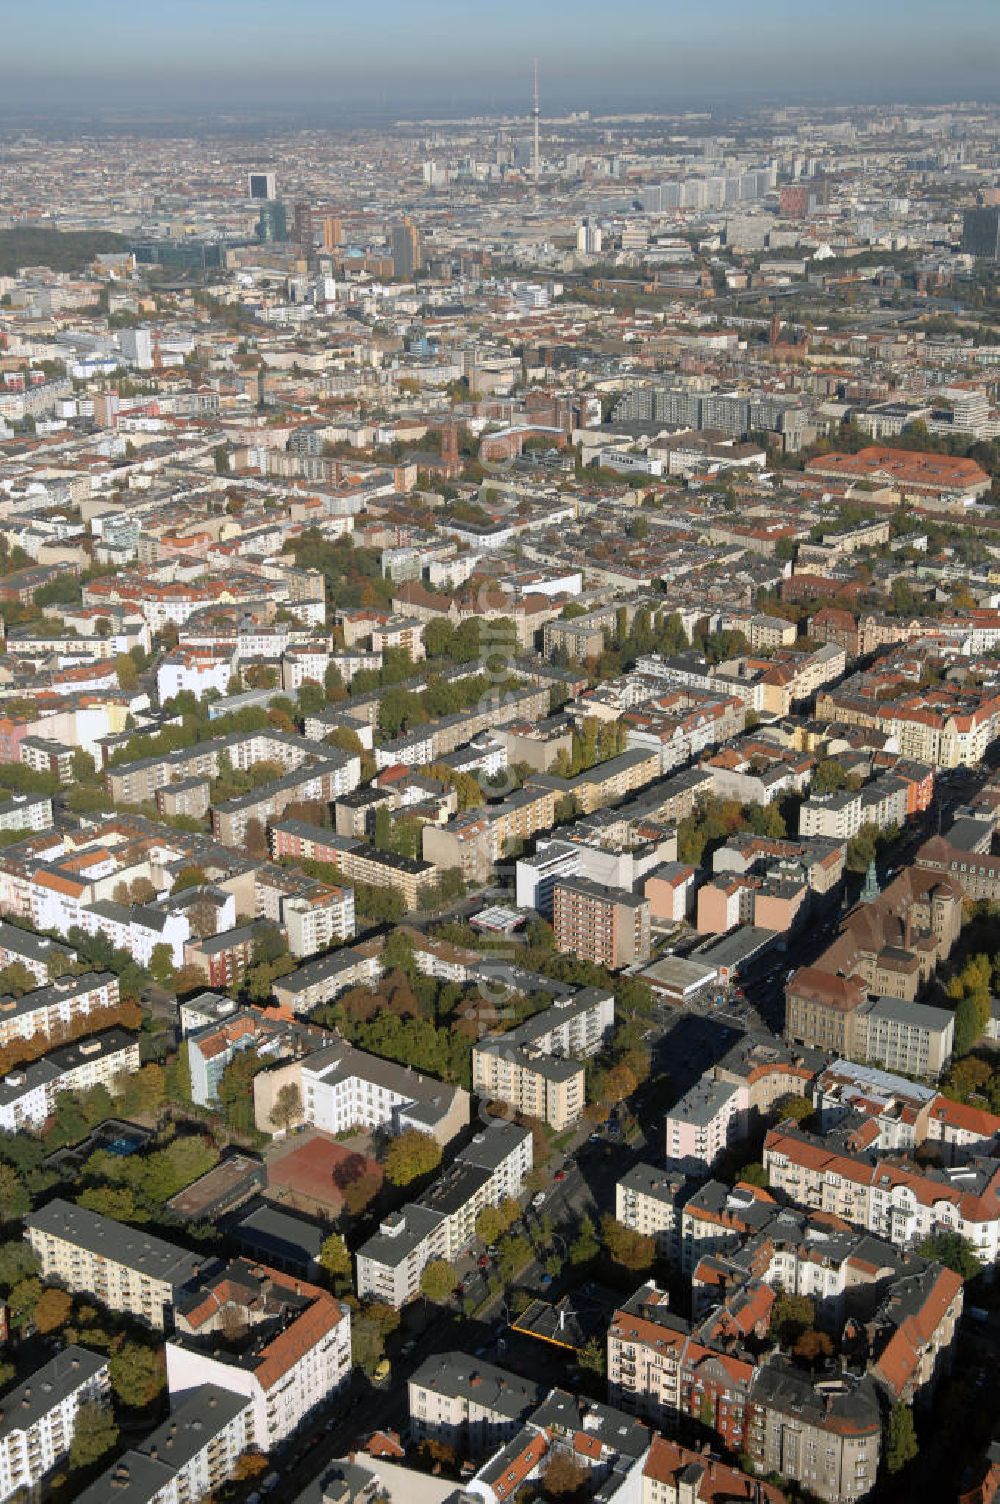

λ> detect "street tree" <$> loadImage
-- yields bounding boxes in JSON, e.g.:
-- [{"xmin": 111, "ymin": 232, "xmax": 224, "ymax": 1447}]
[{"xmin": 420, "ymin": 1259, "xmax": 458, "ymax": 1305}]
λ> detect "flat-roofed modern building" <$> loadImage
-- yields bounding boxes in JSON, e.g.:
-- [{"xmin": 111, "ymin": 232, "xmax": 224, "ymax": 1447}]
[
  {"xmin": 616, "ymin": 1163, "xmax": 687, "ymax": 1261},
  {"xmin": 472, "ymin": 987, "xmax": 614, "ymax": 1130},
  {"xmin": 356, "ymin": 1121, "xmax": 532, "ymax": 1306},
  {"xmin": 0, "ymin": 1347, "xmax": 110, "ymax": 1504},
  {"xmin": 74, "ymin": 1385, "xmax": 254, "ymax": 1504},
  {"xmin": 25, "ymin": 1199, "xmax": 205, "ymax": 1330},
  {"xmin": 552, "ymin": 877, "xmax": 651, "ymax": 968}
]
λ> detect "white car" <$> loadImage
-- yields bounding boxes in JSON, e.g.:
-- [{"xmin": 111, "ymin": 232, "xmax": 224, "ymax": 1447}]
[{"xmin": 531, "ymin": 1191, "xmax": 546, "ymax": 1208}]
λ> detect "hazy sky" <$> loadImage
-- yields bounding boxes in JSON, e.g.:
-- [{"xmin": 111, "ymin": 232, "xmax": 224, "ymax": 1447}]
[{"xmin": 1, "ymin": 0, "xmax": 997, "ymax": 115}]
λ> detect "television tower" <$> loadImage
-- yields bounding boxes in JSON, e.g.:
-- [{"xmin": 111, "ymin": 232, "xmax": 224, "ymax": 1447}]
[{"xmin": 531, "ymin": 58, "xmax": 540, "ymax": 189}]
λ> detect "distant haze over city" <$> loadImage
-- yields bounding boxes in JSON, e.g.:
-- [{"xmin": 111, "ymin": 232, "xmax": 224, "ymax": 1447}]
[{"xmin": 0, "ymin": 0, "xmax": 997, "ymax": 118}]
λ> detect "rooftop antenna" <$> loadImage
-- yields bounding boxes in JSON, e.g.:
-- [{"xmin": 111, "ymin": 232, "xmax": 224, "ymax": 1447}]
[{"xmin": 532, "ymin": 58, "xmax": 541, "ymax": 192}]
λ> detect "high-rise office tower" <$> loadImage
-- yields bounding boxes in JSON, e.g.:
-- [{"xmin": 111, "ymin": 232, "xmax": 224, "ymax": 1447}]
[
  {"xmin": 256, "ymin": 201, "xmax": 288, "ymax": 243},
  {"xmin": 320, "ymin": 215, "xmax": 344, "ymax": 251},
  {"xmin": 390, "ymin": 217, "xmax": 423, "ymax": 278},
  {"xmin": 293, "ymin": 200, "xmax": 314, "ymax": 256},
  {"xmin": 962, "ymin": 207, "xmax": 1000, "ymax": 260},
  {"xmin": 248, "ymin": 171, "xmax": 276, "ymax": 201}
]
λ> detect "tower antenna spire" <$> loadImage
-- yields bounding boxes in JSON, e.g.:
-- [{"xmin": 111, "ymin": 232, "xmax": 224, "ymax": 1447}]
[{"xmin": 532, "ymin": 58, "xmax": 540, "ymax": 190}]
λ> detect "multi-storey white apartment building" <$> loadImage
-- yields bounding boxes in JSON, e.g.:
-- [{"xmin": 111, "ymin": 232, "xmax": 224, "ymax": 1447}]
[
  {"xmin": 764, "ymin": 1125, "xmax": 1000, "ymax": 1266},
  {"xmin": 166, "ymin": 1263, "xmax": 351, "ymax": 1451},
  {"xmin": 0, "ymin": 1347, "xmax": 110, "ymax": 1504},
  {"xmin": 25, "ymin": 1199, "xmax": 204, "ymax": 1330},
  {"xmin": 0, "ymin": 1028, "xmax": 139, "ymax": 1132},
  {"xmin": 255, "ymin": 1035, "xmax": 469, "ymax": 1146},
  {"xmin": 0, "ymin": 972, "xmax": 120, "ymax": 1051},
  {"xmin": 356, "ymin": 1122, "xmax": 532, "ymax": 1306},
  {"xmin": 408, "ymin": 1351, "xmax": 542, "ymax": 1459},
  {"xmin": 472, "ymin": 988, "xmax": 613, "ymax": 1131},
  {"xmin": 281, "ymin": 888, "xmax": 355, "ymax": 956},
  {"xmin": 616, "ymin": 1164, "xmax": 687, "ymax": 1262},
  {"xmin": 75, "ymin": 1385, "xmax": 254, "ymax": 1504}
]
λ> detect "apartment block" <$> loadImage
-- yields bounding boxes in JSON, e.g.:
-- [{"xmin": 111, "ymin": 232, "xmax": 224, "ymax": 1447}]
[
  {"xmin": 0, "ymin": 972, "xmax": 120, "ymax": 1051},
  {"xmin": 642, "ymin": 1435, "xmax": 788, "ymax": 1504},
  {"xmin": 25, "ymin": 1199, "xmax": 205, "ymax": 1330},
  {"xmin": 664, "ymin": 1078, "xmax": 742, "ymax": 1176},
  {"xmin": 616, "ymin": 1164, "xmax": 687, "ymax": 1261},
  {"xmin": 607, "ymin": 1283, "xmax": 754, "ymax": 1454},
  {"xmin": 0, "ymin": 1027, "xmax": 139, "ymax": 1133},
  {"xmin": 257, "ymin": 1035, "xmax": 469, "ymax": 1145},
  {"xmin": 764, "ymin": 1125, "xmax": 1000, "ymax": 1266},
  {"xmin": 855, "ymin": 995, "xmax": 954, "ymax": 1080},
  {"xmin": 356, "ymin": 1121, "xmax": 532, "ymax": 1306},
  {"xmin": 745, "ymin": 1364, "xmax": 881, "ymax": 1504},
  {"xmin": 282, "ymin": 886, "xmax": 355, "ymax": 955},
  {"xmin": 166, "ymin": 1262, "xmax": 351, "ymax": 1450},
  {"xmin": 472, "ymin": 988, "xmax": 613, "ymax": 1130},
  {"xmin": 270, "ymin": 821, "xmax": 439, "ymax": 909},
  {"xmin": 271, "ymin": 943, "xmax": 383, "ymax": 1013},
  {"xmin": 75, "ymin": 1385, "xmax": 254, "ymax": 1504},
  {"xmin": 516, "ymin": 844, "xmax": 576, "ymax": 919},
  {"xmin": 0, "ymin": 922, "xmax": 75, "ymax": 984},
  {"xmin": 0, "ymin": 1347, "xmax": 110, "ymax": 1504},
  {"xmin": 472, "ymin": 1044, "xmax": 583, "ymax": 1132},
  {"xmin": 552, "ymin": 877, "xmax": 651, "ymax": 968},
  {"xmin": 408, "ymin": 1351, "xmax": 542, "ymax": 1459}
]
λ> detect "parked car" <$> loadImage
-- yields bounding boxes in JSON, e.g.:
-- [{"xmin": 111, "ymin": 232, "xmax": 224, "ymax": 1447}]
[{"xmin": 531, "ymin": 1191, "xmax": 546, "ymax": 1208}]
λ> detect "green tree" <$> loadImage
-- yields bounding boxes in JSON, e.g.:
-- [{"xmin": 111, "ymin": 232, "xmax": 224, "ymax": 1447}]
[
  {"xmin": 351, "ymin": 1317, "xmax": 385, "ymax": 1372},
  {"xmin": 570, "ymin": 1213, "xmax": 600, "ymax": 1266},
  {"xmin": 0, "ymin": 1164, "xmax": 29, "ymax": 1222},
  {"xmin": 77, "ymin": 1185, "xmax": 143, "ymax": 1223},
  {"xmin": 109, "ymin": 1339, "xmax": 166, "ymax": 1409},
  {"xmin": 384, "ymin": 1129, "xmax": 442, "ymax": 1187},
  {"xmin": 476, "ymin": 1198, "xmax": 520, "ymax": 1246},
  {"xmin": 171, "ymin": 866, "xmax": 207, "ymax": 894},
  {"xmin": 8, "ymin": 1277, "xmax": 42, "ymax": 1330},
  {"xmin": 33, "ymin": 1286, "xmax": 73, "ymax": 1334},
  {"xmin": 374, "ymin": 805, "xmax": 394, "ymax": 850},
  {"xmin": 600, "ymin": 1215, "xmax": 654, "ymax": 1273},
  {"xmin": 578, "ymin": 1335, "xmax": 606, "ymax": 1376},
  {"xmin": 164, "ymin": 1043, "xmax": 192, "ymax": 1106},
  {"xmin": 770, "ymin": 1292, "xmax": 816, "ymax": 1345},
  {"xmin": 270, "ymin": 1081, "xmax": 303, "ymax": 1133},
  {"xmin": 115, "ymin": 653, "xmax": 139, "ymax": 691},
  {"xmin": 497, "ymin": 1233, "xmax": 532, "ymax": 1284},
  {"xmin": 120, "ymin": 1063, "xmax": 166, "ymax": 1121},
  {"xmin": 954, "ymin": 994, "xmax": 990, "ymax": 1056},
  {"xmin": 69, "ymin": 1402, "xmax": 119, "ymax": 1470},
  {"xmin": 886, "ymin": 1400, "xmax": 919, "ymax": 1473},
  {"xmin": 0, "ymin": 1242, "xmax": 38, "ymax": 1290},
  {"xmin": 297, "ymin": 681, "xmax": 325, "ymax": 717},
  {"xmin": 776, "ymin": 1095, "xmax": 814, "ymax": 1125},
  {"xmin": 0, "ymin": 962, "xmax": 40, "ymax": 998},
  {"xmin": 318, "ymin": 1233, "xmax": 352, "ymax": 1286},
  {"xmin": 915, "ymin": 1231, "xmax": 981, "ymax": 1279},
  {"xmin": 216, "ymin": 1051, "xmax": 266, "ymax": 1134},
  {"xmin": 148, "ymin": 944, "xmax": 174, "ymax": 987},
  {"xmin": 846, "ymin": 823, "xmax": 879, "ymax": 874},
  {"xmin": 420, "ymin": 1258, "xmax": 458, "ymax": 1304}
]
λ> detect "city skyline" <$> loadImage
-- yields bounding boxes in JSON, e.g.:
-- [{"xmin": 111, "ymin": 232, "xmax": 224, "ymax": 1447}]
[{"xmin": 1, "ymin": 0, "xmax": 997, "ymax": 116}]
